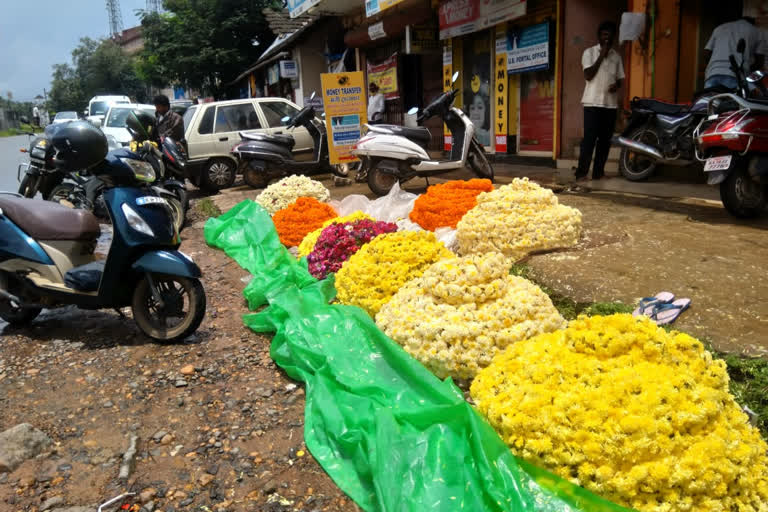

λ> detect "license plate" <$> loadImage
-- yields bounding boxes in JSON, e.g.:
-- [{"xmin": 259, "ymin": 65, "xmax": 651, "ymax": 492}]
[
  {"xmin": 704, "ymin": 155, "xmax": 732, "ymax": 172},
  {"xmin": 136, "ymin": 196, "xmax": 167, "ymax": 206}
]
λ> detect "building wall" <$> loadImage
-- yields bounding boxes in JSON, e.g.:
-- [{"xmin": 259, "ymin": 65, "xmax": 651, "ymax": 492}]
[
  {"xmin": 560, "ymin": 0, "xmax": 625, "ymax": 157},
  {"xmin": 296, "ymin": 28, "xmax": 327, "ymax": 106}
]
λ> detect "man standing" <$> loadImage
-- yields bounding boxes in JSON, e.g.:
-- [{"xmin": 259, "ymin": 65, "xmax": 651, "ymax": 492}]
[
  {"xmin": 32, "ymin": 105, "xmax": 40, "ymax": 127},
  {"xmin": 576, "ymin": 21, "xmax": 624, "ymax": 181},
  {"xmin": 153, "ymin": 94, "xmax": 185, "ymax": 141},
  {"xmin": 703, "ymin": 17, "xmax": 767, "ymax": 90},
  {"xmin": 367, "ymin": 82, "xmax": 385, "ymax": 125}
]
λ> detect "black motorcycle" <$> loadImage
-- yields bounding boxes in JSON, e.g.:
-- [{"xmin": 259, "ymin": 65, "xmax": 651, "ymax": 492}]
[{"xmin": 18, "ymin": 133, "xmax": 65, "ymax": 199}]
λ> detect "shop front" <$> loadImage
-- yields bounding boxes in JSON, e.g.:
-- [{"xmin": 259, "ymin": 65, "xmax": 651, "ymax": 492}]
[{"xmin": 438, "ymin": 0, "xmax": 560, "ymax": 158}]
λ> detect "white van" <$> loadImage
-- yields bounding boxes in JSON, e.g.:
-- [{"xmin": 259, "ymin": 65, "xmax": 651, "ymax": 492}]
[{"xmin": 85, "ymin": 95, "xmax": 131, "ymax": 125}]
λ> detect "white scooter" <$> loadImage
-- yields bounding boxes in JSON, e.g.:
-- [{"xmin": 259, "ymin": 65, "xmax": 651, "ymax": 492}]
[{"xmin": 352, "ymin": 72, "xmax": 493, "ymax": 196}]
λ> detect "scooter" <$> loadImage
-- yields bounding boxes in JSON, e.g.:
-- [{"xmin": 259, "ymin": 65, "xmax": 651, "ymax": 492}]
[
  {"xmin": 231, "ymin": 92, "xmax": 353, "ymax": 189},
  {"xmin": 695, "ymin": 42, "xmax": 768, "ymax": 218},
  {"xmin": 0, "ymin": 123, "xmax": 206, "ymax": 342},
  {"xmin": 351, "ymin": 72, "xmax": 493, "ymax": 196}
]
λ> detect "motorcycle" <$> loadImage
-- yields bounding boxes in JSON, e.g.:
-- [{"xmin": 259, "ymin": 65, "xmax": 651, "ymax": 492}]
[
  {"xmin": 231, "ymin": 92, "xmax": 354, "ymax": 189},
  {"xmin": 351, "ymin": 72, "xmax": 493, "ymax": 196},
  {"xmin": 0, "ymin": 121, "xmax": 206, "ymax": 342}
]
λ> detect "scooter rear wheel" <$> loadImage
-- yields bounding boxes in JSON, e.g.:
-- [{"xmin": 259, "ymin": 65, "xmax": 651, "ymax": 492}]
[
  {"xmin": 367, "ymin": 159, "xmax": 399, "ymax": 196},
  {"xmin": 132, "ymin": 275, "xmax": 206, "ymax": 342}
]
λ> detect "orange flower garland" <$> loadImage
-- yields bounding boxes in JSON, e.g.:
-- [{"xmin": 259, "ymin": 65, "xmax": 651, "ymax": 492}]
[
  {"xmin": 273, "ymin": 197, "xmax": 338, "ymax": 247},
  {"xmin": 409, "ymin": 179, "xmax": 493, "ymax": 231}
]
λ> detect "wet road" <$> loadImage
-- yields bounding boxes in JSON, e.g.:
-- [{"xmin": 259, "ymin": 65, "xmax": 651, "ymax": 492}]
[{"xmin": 0, "ymin": 134, "xmax": 31, "ymax": 193}]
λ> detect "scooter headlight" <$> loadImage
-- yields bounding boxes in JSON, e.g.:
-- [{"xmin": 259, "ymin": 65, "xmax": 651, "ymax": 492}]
[
  {"xmin": 121, "ymin": 203, "xmax": 155, "ymax": 237},
  {"xmin": 120, "ymin": 158, "xmax": 156, "ymax": 183}
]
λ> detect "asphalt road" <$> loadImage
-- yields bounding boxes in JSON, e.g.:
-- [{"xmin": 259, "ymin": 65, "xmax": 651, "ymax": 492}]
[{"xmin": 0, "ymin": 134, "xmax": 32, "ymax": 193}]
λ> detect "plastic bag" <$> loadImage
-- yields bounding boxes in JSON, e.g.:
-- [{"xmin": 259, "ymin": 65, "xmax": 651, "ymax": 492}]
[
  {"xmin": 367, "ymin": 182, "xmax": 418, "ymax": 223},
  {"xmin": 204, "ymin": 200, "xmax": 629, "ymax": 512},
  {"xmin": 335, "ymin": 194, "xmax": 371, "ymax": 216},
  {"xmin": 395, "ymin": 219, "xmax": 458, "ymax": 252}
]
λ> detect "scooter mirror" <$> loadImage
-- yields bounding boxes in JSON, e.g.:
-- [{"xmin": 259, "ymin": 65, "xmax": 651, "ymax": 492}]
[
  {"xmin": 310, "ymin": 91, "xmax": 316, "ymax": 100},
  {"xmin": 281, "ymin": 116, "xmax": 290, "ymax": 123},
  {"xmin": 747, "ymin": 70, "xmax": 765, "ymax": 83},
  {"xmin": 407, "ymin": 107, "xmax": 419, "ymax": 115},
  {"xmin": 451, "ymin": 71, "xmax": 459, "ymax": 83}
]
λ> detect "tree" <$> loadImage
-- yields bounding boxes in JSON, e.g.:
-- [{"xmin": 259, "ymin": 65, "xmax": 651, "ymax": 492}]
[
  {"xmin": 49, "ymin": 37, "xmax": 149, "ymax": 112},
  {"xmin": 138, "ymin": 0, "xmax": 278, "ymax": 97}
]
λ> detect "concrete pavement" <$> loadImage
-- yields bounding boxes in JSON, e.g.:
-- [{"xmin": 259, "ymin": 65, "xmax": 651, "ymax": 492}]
[{"xmin": 0, "ymin": 134, "xmax": 31, "ymax": 193}]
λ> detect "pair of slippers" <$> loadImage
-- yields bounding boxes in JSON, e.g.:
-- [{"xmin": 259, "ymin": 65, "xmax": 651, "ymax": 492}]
[{"xmin": 632, "ymin": 292, "xmax": 691, "ymax": 325}]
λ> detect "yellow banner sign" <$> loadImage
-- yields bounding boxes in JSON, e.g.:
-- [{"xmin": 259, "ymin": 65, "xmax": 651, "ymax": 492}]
[
  {"xmin": 321, "ymin": 71, "xmax": 367, "ymax": 165},
  {"xmin": 443, "ymin": 40, "xmax": 452, "ymax": 151},
  {"xmin": 494, "ymin": 27, "xmax": 508, "ymax": 153},
  {"xmin": 367, "ymin": 53, "xmax": 398, "ymax": 99}
]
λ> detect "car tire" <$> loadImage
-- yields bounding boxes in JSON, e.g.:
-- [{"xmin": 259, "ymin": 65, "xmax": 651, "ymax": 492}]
[{"xmin": 201, "ymin": 158, "xmax": 236, "ymax": 192}]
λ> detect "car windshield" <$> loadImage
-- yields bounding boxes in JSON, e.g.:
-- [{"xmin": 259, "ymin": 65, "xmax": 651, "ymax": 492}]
[
  {"xmin": 90, "ymin": 101, "xmax": 109, "ymax": 116},
  {"xmin": 106, "ymin": 107, "xmax": 155, "ymax": 128},
  {"xmin": 55, "ymin": 112, "xmax": 77, "ymax": 120}
]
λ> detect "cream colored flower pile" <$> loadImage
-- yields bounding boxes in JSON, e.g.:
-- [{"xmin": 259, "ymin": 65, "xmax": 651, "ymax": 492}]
[
  {"xmin": 255, "ymin": 175, "xmax": 331, "ymax": 214},
  {"xmin": 470, "ymin": 314, "xmax": 768, "ymax": 512},
  {"xmin": 376, "ymin": 252, "xmax": 565, "ymax": 381},
  {"xmin": 456, "ymin": 178, "xmax": 582, "ymax": 261}
]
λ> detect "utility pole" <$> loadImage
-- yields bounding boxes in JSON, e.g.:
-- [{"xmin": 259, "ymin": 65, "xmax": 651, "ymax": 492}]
[{"xmin": 106, "ymin": 0, "xmax": 124, "ymax": 38}]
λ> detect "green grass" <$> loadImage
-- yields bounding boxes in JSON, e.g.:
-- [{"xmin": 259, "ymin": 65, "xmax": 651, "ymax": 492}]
[
  {"xmin": 195, "ymin": 198, "xmax": 221, "ymax": 219},
  {"xmin": 511, "ymin": 262, "xmax": 768, "ymax": 438},
  {"xmin": 0, "ymin": 123, "xmax": 44, "ymax": 138}
]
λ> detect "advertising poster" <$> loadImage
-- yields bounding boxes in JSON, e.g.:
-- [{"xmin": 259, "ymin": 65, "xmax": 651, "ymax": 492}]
[
  {"xmin": 494, "ymin": 30, "xmax": 508, "ymax": 153},
  {"xmin": 443, "ymin": 40, "xmax": 453, "ymax": 151},
  {"xmin": 519, "ymin": 73, "xmax": 554, "ymax": 152},
  {"xmin": 321, "ymin": 71, "xmax": 367, "ymax": 164},
  {"xmin": 463, "ymin": 32, "xmax": 491, "ymax": 147},
  {"xmin": 439, "ymin": 0, "xmax": 526, "ymax": 40},
  {"xmin": 507, "ymin": 22, "xmax": 550, "ymax": 74},
  {"xmin": 287, "ymin": 0, "xmax": 321, "ymax": 18},
  {"xmin": 367, "ymin": 54, "xmax": 399, "ymax": 99},
  {"xmin": 366, "ymin": 0, "xmax": 405, "ymax": 17}
]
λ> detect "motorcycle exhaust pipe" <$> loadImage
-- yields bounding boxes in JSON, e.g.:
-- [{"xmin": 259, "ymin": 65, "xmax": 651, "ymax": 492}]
[{"xmin": 614, "ymin": 136, "xmax": 664, "ymax": 161}]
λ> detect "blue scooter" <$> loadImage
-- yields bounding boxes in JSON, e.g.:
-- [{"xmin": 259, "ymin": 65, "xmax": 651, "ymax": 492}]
[{"xmin": 0, "ymin": 121, "xmax": 205, "ymax": 342}]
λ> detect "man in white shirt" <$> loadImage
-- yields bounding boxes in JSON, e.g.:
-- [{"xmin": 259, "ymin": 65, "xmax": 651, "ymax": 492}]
[
  {"xmin": 703, "ymin": 17, "xmax": 766, "ymax": 90},
  {"xmin": 576, "ymin": 21, "xmax": 624, "ymax": 181},
  {"xmin": 367, "ymin": 82, "xmax": 385, "ymax": 124},
  {"xmin": 32, "ymin": 105, "xmax": 40, "ymax": 127}
]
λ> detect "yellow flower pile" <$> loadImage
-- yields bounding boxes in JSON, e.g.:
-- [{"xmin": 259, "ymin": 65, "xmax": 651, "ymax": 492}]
[
  {"xmin": 335, "ymin": 231, "xmax": 452, "ymax": 317},
  {"xmin": 297, "ymin": 211, "xmax": 374, "ymax": 258},
  {"xmin": 456, "ymin": 178, "xmax": 582, "ymax": 261},
  {"xmin": 470, "ymin": 314, "xmax": 768, "ymax": 512},
  {"xmin": 376, "ymin": 252, "xmax": 565, "ymax": 381}
]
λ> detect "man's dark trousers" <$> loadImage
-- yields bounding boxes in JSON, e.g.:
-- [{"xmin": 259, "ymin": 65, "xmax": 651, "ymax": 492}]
[{"xmin": 576, "ymin": 106, "xmax": 617, "ymax": 178}]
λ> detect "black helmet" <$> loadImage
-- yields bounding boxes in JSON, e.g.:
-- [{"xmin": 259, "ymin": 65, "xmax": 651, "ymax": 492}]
[
  {"xmin": 50, "ymin": 121, "xmax": 108, "ymax": 170},
  {"xmin": 125, "ymin": 109, "xmax": 156, "ymax": 141}
]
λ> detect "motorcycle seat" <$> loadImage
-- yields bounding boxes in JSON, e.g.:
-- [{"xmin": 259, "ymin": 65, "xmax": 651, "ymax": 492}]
[
  {"xmin": 631, "ymin": 98, "xmax": 690, "ymax": 116},
  {"xmin": 0, "ymin": 195, "xmax": 100, "ymax": 241},
  {"xmin": 239, "ymin": 132, "xmax": 295, "ymax": 150},
  {"xmin": 371, "ymin": 125, "xmax": 432, "ymax": 147}
]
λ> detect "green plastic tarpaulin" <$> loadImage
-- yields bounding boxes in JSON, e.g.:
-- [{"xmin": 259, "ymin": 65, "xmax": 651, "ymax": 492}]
[{"xmin": 204, "ymin": 199, "xmax": 631, "ymax": 512}]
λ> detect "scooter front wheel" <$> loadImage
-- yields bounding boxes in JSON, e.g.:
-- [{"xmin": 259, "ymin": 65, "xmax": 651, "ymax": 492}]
[
  {"xmin": 467, "ymin": 139, "xmax": 494, "ymax": 181},
  {"xmin": 132, "ymin": 275, "xmax": 206, "ymax": 342}
]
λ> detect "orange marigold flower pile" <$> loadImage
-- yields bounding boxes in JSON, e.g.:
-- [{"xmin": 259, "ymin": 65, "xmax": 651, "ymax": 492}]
[
  {"xmin": 409, "ymin": 179, "xmax": 493, "ymax": 231},
  {"xmin": 273, "ymin": 197, "xmax": 337, "ymax": 247}
]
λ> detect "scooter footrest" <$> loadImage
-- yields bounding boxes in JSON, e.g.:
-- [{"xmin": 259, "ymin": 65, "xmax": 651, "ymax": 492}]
[{"xmin": 64, "ymin": 260, "xmax": 105, "ymax": 292}]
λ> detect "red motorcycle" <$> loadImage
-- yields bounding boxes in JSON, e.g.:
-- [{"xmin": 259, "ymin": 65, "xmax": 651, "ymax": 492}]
[{"xmin": 695, "ymin": 49, "xmax": 768, "ymax": 217}]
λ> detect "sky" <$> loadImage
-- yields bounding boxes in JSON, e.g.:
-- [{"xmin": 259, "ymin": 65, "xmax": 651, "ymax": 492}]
[{"xmin": 0, "ymin": 0, "xmax": 148, "ymax": 102}]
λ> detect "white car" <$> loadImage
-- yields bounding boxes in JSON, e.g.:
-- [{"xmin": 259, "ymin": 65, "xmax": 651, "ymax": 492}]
[
  {"xmin": 100, "ymin": 104, "xmax": 156, "ymax": 147},
  {"xmin": 85, "ymin": 95, "xmax": 131, "ymax": 125},
  {"xmin": 52, "ymin": 111, "xmax": 79, "ymax": 124},
  {"xmin": 182, "ymin": 97, "xmax": 313, "ymax": 191}
]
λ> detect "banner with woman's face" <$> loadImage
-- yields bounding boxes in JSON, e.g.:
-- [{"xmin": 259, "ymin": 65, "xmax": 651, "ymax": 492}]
[{"xmin": 463, "ymin": 32, "xmax": 491, "ymax": 147}]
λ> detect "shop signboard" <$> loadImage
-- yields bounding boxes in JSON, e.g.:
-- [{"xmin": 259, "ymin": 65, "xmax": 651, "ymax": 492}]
[
  {"xmin": 367, "ymin": 53, "xmax": 399, "ymax": 100},
  {"xmin": 287, "ymin": 0, "xmax": 321, "ymax": 18},
  {"xmin": 406, "ymin": 21, "xmax": 439, "ymax": 54},
  {"xmin": 438, "ymin": 0, "xmax": 526, "ymax": 40},
  {"xmin": 494, "ymin": 30, "xmax": 507, "ymax": 153},
  {"xmin": 321, "ymin": 71, "xmax": 367, "ymax": 164},
  {"xmin": 365, "ymin": 0, "xmax": 405, "ymax": 17},
  {"xmin": 506, "ymin": 22, "xmax": 550, "ymax": 74},
  {"xmin": 443, "ymin": 40, "xmax": 453, "ymax": 151},
  {"xmin": 279, "ymin": 60, "xmax": 299, "ymax": 79},
  {"xmin": 267, "ymin": 63, "xmax": 280, "ymax": 86}
]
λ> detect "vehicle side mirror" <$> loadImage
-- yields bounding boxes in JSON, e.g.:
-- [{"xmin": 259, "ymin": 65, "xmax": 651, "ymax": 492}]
[
  {"xmin": 92, "ymin": 118, "xmax": 102, "ymax": 128},
  {"xmin": 281, "ymin": 115, "xmax": 290, "ymax": 123},
  {"xmin": 310, "ymin": 91, "xmax": 316, "ymax": 100},
  {"xmin": 747, "ymin": 70, "xmax": 765, "ymax": 83},
  {"xmin": 407, "ymin": 107, "xmax": 419, "ymax": 115},
  {"xmin": 451, "ymin": 71, "xmax": 459, "ymax": 84},
  {"xmin": 738, "ymin": 38, "xmax": 746, "ymax": 54},
  {"xmin": 83, "ymin": 110, "xmax": 89, "ymax": 117}
]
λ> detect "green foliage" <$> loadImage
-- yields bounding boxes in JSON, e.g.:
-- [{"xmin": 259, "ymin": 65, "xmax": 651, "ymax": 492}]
[
  {"xmin": 49, "ymin": 38, "xmax": 148, "ymax": 112},
  {"xmin": 195, "ymin": 198, "xmax": 221, "ymax": 219},
  {"xmin": 138, "ymin": 0, "xmax": 278, "ymax": 96}
]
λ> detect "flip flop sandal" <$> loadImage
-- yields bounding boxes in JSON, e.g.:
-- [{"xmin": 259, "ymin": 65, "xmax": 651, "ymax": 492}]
[
  {"xmin": 651, "ymin": 298, "xmax": 691, "ymax": 325},
  {"xmin": 632, "ymin": 292, "xmax": 675, "ymax": 317}
]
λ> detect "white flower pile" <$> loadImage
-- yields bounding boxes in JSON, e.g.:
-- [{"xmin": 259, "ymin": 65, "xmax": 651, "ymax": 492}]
[
  {"xmin": 456, "ymin": 178, "xmax": 582, "ymax": 261},
  {"xmin": 376, "ymin": 252, "xmax": 565, "ymax": 381},
  {"xmin": 255, "ymin": 175, "xmax": 331, "ymax": 214}
]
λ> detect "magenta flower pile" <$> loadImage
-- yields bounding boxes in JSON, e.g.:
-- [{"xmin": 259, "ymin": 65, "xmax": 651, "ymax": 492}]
[{"xmin": 307, "ymin": 219, "xmax": 398, "ymax": 279}]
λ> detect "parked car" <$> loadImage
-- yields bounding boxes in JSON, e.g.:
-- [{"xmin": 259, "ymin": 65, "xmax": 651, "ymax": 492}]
[
  {"xmin": 99, "ymin": 103, "xmax": 156, "ymax": 146},
  {"xmin": 171, "ymin": 100, "xmax": 194, "ymax": 117},
  {"xmin": 85, "ymin": 95, "xmax": 131, "ymax": 125},
  {"xmin": 182, "ymin": 97, "xmax": 314, "ymax": 191},
  {"xmin": 52, "ymin": 111, "xmax": 79, "ymax": 124}
]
